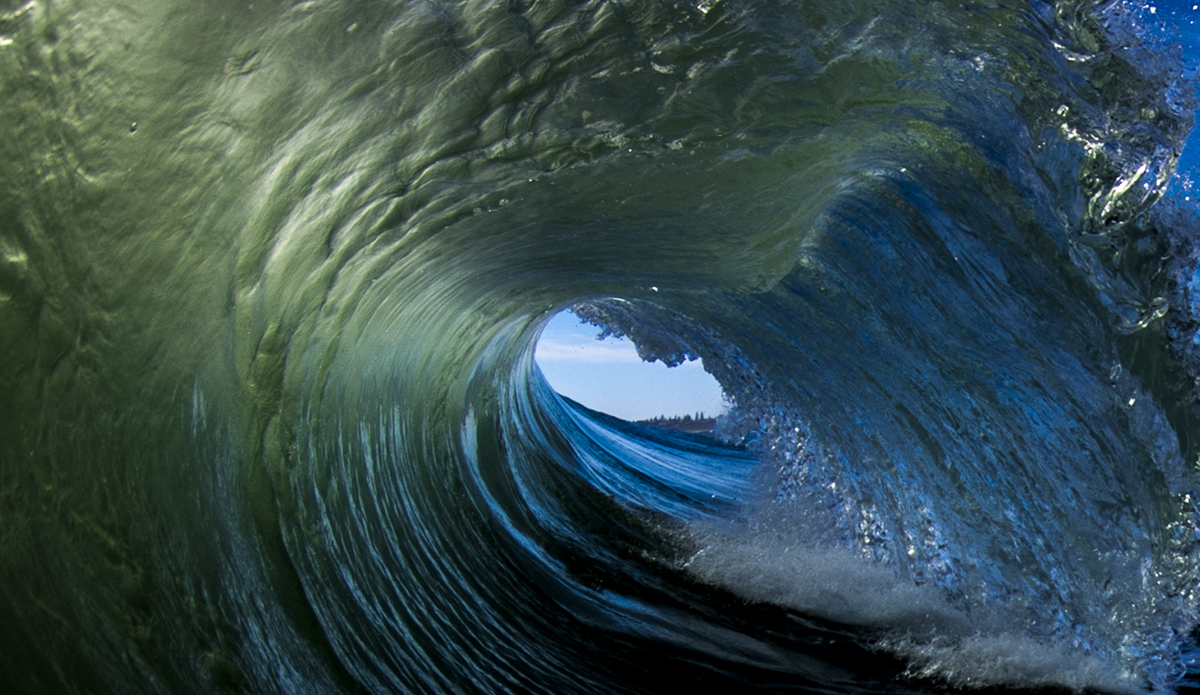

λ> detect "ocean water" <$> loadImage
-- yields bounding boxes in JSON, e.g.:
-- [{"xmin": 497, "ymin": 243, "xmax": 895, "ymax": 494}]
[{"xmin": 3, "ymin": 0, "xmax": 1200, "ymax": 693}]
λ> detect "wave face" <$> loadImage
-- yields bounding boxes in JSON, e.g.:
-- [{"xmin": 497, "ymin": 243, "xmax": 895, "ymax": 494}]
[{"xmin": 3, "ymin": 0, "xmax": 1200, "ymax": 692}]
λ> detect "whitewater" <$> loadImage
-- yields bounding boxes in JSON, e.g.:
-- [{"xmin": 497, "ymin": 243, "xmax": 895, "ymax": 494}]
[{"xmin": 3, "ymin": 0, "xmax": 1200, "ymax": 693}]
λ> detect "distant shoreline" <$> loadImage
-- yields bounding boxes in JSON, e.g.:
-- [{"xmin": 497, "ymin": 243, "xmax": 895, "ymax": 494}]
[{"xmin": 634, "ymin": 414, "xmax": 716, "ymax": 434}]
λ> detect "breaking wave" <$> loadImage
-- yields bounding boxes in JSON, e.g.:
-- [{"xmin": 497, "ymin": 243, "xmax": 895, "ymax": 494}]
[{"xmin": 3, "ymin": 0, "xmax": 1200, "ymax": 692}]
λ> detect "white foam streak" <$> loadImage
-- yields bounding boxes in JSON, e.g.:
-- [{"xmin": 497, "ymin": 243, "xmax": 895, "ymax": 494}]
[{"xmin": 684, "ymin": 534, "xmax": 1144, "ymax": 693}]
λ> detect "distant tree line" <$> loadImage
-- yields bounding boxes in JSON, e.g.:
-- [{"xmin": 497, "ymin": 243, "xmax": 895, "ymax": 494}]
[{"xmin": 634, "ymin": 413, "xmax": 716, "ymax": 433}]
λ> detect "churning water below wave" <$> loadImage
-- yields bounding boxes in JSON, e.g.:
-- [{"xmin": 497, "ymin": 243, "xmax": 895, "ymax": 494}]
[{"xmin": 4, "ymin": 0, "xmax": 1200, "ymax": 693}]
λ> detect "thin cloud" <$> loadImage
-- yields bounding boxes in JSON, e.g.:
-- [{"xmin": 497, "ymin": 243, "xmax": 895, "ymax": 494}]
[
  {"xmin": 534, "ymin": 337, "xmax": 705, "ymax": 367},
  {"xmin": 534, "ymin": 339, "xmax": 644, "ymax": 364}
]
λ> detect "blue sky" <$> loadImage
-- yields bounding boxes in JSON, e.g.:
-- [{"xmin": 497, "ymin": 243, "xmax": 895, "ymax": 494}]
[
  {"xmin": 535, "ymin": 2, "xmax": 1200, "ymax": 423},
  {"xmin": 1147, "ymin": 1, "xmax": 1200, "ymax": 195},
  {"xmin": 534, "ymin": 310, "xmax": 727, "ymax": 421}
]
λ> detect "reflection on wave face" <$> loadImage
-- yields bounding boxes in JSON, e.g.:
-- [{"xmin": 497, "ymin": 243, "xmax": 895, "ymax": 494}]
[{"xmin": 2, "ymin": 0, "xmax": 1200, "ymax": 693}]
